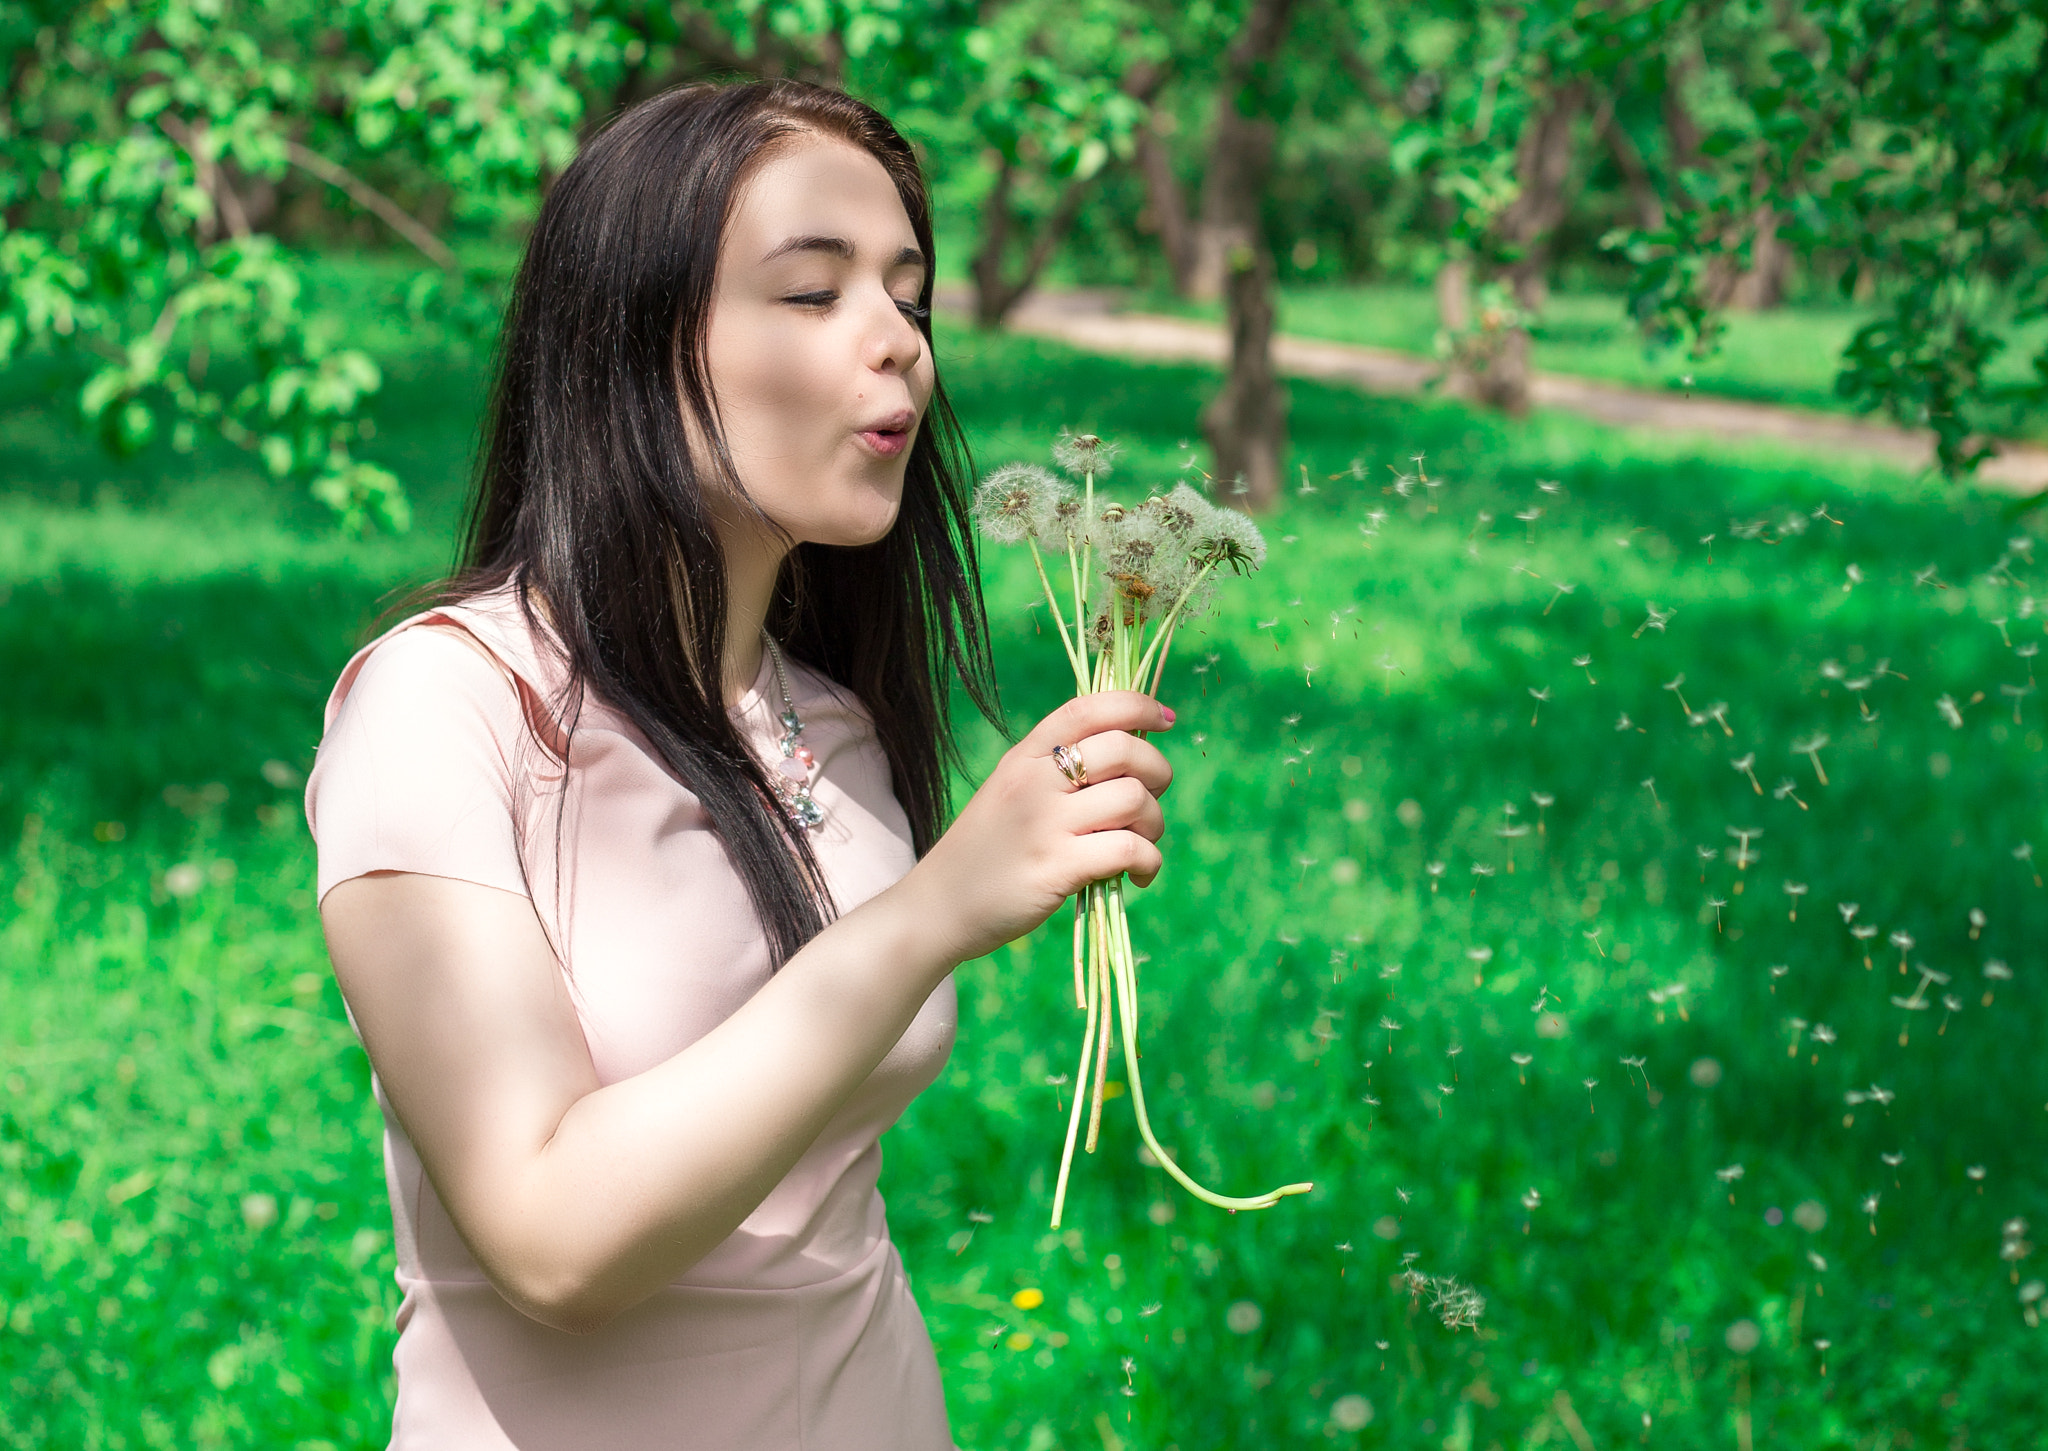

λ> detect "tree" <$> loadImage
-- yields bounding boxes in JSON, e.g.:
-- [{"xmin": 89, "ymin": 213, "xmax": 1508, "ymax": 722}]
[
  {"xmin": 1616, "ymin": 0, "xmax": 2048, "ymax": 477},
  {"xmin": 1198, "ymin": 0, "xmax": 1303, "ymax": 513},
  {"xmin": 0, "ymin": 0, "xmax": 625, "ymax": 532}
]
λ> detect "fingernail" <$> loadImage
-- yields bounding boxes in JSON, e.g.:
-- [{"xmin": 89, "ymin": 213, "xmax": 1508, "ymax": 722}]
[{"xmin": 1161, "ymin": 706, "xmax": 1176, "ymax": 725}]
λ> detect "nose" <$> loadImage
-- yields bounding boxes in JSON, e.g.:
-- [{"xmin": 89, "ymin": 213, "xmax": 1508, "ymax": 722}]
[{"xmin": 864, "ymin": 289, "xmax": 926, "ymax": 378}]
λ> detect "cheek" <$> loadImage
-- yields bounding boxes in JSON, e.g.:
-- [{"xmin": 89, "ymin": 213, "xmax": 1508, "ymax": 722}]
[{"xmin": 707, "ymin": 312, "xmax": 841, "ymax": 461}]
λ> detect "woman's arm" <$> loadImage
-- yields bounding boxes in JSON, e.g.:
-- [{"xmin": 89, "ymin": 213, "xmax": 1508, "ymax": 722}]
[{"xmin": 319, "ymin": 690, "xmax": 1175, "ymax": 1334}]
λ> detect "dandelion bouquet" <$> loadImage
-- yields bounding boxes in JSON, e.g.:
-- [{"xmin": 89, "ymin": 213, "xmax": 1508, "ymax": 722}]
[{"xmin": 972, "ymin": 432, "xmax": 1314, "ymax": 1227}]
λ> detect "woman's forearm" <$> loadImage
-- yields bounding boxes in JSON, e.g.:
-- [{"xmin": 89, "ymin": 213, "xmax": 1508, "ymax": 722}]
[
  {"xmin": 504, "ymin": 877, "xmax": 955, "ymax": 1330},
  {"xmin": 321, "ymin": 867, "xmax": 958, "ymax": 1336}
]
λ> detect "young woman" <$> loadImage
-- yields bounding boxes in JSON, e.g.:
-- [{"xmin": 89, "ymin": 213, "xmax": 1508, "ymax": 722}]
[{"xmin": 305, "ymin": 79, "xmax": 1176, "ymax": 1449}]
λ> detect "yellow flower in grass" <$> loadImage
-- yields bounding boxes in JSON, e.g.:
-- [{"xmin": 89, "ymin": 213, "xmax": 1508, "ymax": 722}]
[{"xmin": 1010, "ymin": 1288, "xmax": 1044, "ymax": 1311}]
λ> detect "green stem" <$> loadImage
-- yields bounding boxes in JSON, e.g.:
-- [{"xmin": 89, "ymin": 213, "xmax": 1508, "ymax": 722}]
[
  {"xmin": 1133, "ymin": 557, "xmax": 1219, "ymax": 689},
  {"xmin": 1103, "ymin": 878, "xmax": 1315, "ymax": 1213},
  {"xmin": 1026, "ymin": 536, "xmax": 1086, "ymax": 693},
  {"xmin": 1085, "ymin": 882, "xmax": 1112, "ymax": 1153},
  {"xmin": 1050, "ymin": 928, "xmax": 1100, "ymax": 1230}
]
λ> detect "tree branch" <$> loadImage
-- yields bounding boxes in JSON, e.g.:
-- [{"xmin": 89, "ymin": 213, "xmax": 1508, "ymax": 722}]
[{"xmin": 283, "ymin": 141, "xmax": 457, "ymax": 272}]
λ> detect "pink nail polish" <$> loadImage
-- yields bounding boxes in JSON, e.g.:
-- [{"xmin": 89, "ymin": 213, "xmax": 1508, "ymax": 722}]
[{"xmin": 1162, "ymin": 706, "xmax": 1176, "ymax": 725}]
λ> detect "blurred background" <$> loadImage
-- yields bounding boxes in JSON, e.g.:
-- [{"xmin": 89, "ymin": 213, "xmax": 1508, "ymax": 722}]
[{"xmin": 2, "ymin": 2, "xmax": 2044, "ymax": 1448}]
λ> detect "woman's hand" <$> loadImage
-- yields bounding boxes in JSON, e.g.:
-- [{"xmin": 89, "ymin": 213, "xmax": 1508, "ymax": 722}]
[{"xmin": 896, "ymin": 690, "xmax": 1175, "ymax": 966}]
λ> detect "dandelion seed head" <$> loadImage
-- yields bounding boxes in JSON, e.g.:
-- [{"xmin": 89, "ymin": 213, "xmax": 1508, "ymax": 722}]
[{"xmin": 1051, "ymin": 429, "xmax": 1118, "ymax": 477}]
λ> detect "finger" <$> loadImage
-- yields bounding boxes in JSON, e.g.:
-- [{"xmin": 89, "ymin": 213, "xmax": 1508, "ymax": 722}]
[
  {"xmin": 1062, "ymin": 777, "xmax": 1164, "ymax": 843},
  {"xmin": 1016, "ymin": 691, "xmax": 1173, "ymax": 760},
  {"xmin": 1068, "ymin": 830, "xmax": 1163, "ymax": 892},
  {"xmin": 1072, "ymin": 732, "xmax": 1173, "ymax": 797}
]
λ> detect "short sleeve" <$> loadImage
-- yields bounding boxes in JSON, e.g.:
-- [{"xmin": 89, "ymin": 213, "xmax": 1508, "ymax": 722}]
[{"xmin": 305, "ymin": 625, "xmax": 533, "ymax": 907}]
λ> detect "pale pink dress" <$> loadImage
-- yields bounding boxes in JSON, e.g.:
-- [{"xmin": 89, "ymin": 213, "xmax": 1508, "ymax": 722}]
[{"xmin": 303, "ymin": 579, "xmax": 958, "ymax": 1451}]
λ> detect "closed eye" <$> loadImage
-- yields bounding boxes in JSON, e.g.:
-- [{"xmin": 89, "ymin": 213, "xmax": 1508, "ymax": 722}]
[{"xmin": 781, "ymin": 290, "xmax": 930, "ymax": 323}]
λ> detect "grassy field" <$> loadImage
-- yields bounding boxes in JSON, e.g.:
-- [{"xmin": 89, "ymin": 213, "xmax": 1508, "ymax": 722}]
[
  {"xmin": 1138, "ymin": 282, "xmax": 2048, "ymax": 442},
  {"xmin": 3, "ymin": 277, "xmax": 2045, "ymax": 1450}
]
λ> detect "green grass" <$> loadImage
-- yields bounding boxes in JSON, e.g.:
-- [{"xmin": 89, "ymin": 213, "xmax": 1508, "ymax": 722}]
[
  {"xmin": 1138, "ymin": 282, "xmax": 2048, "ymax": 442},
  {"xmin": 3, "ymin": 286, "xmax": 2046, "ymax": 1451}
]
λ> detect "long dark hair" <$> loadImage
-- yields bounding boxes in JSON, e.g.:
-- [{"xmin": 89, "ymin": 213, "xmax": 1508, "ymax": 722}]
[{"xmin": 430, "ymin": 79, "xmax": 1003, "ymax": 970}]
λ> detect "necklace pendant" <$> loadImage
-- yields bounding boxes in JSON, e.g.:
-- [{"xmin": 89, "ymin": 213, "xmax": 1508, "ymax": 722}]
[{"xmin": 761, "ymin": 630, "xmax": 825, "ymax": 832}]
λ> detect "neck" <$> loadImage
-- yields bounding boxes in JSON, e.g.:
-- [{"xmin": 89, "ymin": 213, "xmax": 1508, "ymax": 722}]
[{"xmin": 718, "ymin": 517, "xmax": 788, "ymax": 709}]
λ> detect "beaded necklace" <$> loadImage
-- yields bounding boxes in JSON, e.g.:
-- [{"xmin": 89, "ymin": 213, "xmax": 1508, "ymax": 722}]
[{"xmin": 760, "ymin": 630, "xmax": 825, "ymax": 830}]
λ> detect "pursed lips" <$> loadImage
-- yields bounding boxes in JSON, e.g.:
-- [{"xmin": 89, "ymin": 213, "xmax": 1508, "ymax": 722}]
[{"xmin": 855, "ymin": 408, "xmax": 917, "ymax": 458}]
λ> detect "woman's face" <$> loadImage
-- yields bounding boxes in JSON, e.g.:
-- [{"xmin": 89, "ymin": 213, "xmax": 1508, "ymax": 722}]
[{"xmin": 702, "ymin": 135, "xmax": 934, "ymax": 552}]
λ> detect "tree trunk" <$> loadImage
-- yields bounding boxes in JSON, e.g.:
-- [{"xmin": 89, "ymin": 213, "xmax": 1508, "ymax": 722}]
[
  {"xmin": 1726, "ymin": 206, "xmax": 1788, "ymax": 310},
  {"xmin": 1197, "ymin": 0, "xmax": 1299, "ymax": 511},
  {"xmin": 1600, "ymin": 107, "xmax": 1664, "ymax": 231},
  {"xmin": 1435, "ymin": 256, "xmax": 1471, "ymax": 334},
  {"xmin": 1202, "ymin": 233, "xmax": 1286, "ymax": 511},
  {"xmin": 970, "ymin": 155, "xmax": 1019, "ymax": 328},
  {"xmin": 1476, "ymin": 78, "xmax": 1586, "ymax": 415},
  {"xmin": 1134, "ymin": 113, "xmax": 1196, "ymax": 296},
  {"xmin": 969, "ymin": 156, "xmax": 1095, "ymax": 328}
]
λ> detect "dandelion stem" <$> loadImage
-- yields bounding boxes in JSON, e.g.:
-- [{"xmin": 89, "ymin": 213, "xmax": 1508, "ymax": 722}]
[
  {"xmin": 1133, "ymin": 557, "xmax": 1221, "ymax": 688},
  {"xmin": 1086, "ymin": 883, "xmax": 1112, "ymax": 1153},
  {"xmin": 1101, "ymin": 874, "xmax": 1313, "ymax": 1213},
  {"xmin": 1026, "ymin": 536, "xmax": 1087, "ymax": 692},
  {"xmin": 1050, "ymin": 939, "xmax": 1101, "ymax": 1229}
]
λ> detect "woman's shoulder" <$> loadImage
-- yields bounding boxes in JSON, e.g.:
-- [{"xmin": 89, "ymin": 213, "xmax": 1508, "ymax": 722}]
[{"xmin": 321, "ymin": 581, "xmax": 570, "ymax": 738}]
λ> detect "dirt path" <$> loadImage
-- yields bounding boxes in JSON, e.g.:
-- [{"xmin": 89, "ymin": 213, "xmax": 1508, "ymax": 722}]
[{"xmin": 942, "ymin": 287, "xmax": 2048, "ymax": 494}]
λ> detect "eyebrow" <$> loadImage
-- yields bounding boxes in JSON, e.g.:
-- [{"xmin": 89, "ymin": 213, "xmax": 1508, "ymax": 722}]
[{"xmin": 760, "ymin": 234, "xmax": 927, "ymax": 271}]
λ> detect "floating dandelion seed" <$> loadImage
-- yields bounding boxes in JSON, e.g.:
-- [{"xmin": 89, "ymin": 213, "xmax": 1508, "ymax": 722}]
[
  {"xmin": 1969, "ymin": 907, "xmax": 1986, "ymax": 940},
  {"xmin": 1426, "ymin": 861, "xmax": 1445, "ymax": 893},
  {"xmin": 1861, "ymin": 1192, "xmax": 1880, "ymax": 1234},
  {"xmin": 2017, "ymin": 842, "xmax": 2042, "ymax": 887},
  {"xmin": 1769, "ymin": 964, "xmax": 1790, "ymax": 993},
  {"xmin": 2002, "ymin": 682, "xmax": 2035, "ymax": 724},
  {"xmin": 1543, "ymin": 581, "xmax": 1575, "ymax": 615},
  {"xmin": 1793, "ymin": 733, "xmax": 1831, "ymax": 785},
  {"xmin": 1663, "ymin": 674, "xmax": 1692, "ymax": 715},
  {"xmin": 1967, "ymin": 1165, "xmax": 1987, "ymax": 1189},
  {"xmin": 1810, "ymin": 1023, "xmax": 1835, "ymax": 1045},
  {"xmin": 1889, "ymin": 930, "xmax": 1915, "ymax": 973},
  {"xmin": 1585, "ymin": 926, "xmax": 1605, "ymax": 956},
  {"xmin": 1574, "ymin": 654, "xmax": 1596, "ymax": 683},
  {"xmin": 1528, "ymin": 685, "xmax": 1552, "ymax": 724},
  {"xmin": 1704, "ymin": 701, "xmax": 1733, "ymax": 736},
  {"xmin": 1851, "ymin": 923, "xmax": 1879, "ymax": 968},
  {"xmin": 1466, "ymin": 946, "xmax": 1495, "ymax": 985},
  {"xmin": 1838, "ymin": 902, "xmax": 1860, "ymax": 924},
  {"xmin": 1530, "ymin": 791, "xmax": 1554, "ymax": 835},
  {"xmin": 1914, "ymin": 563, "xmax": 1947, "ymax": 589},
  {"xmin": 1696, "ymin": 845, "xmax": 1719, "ymax": 882},
  {"xmin": 1379, "ymin": 1016, "xmax": 1402, "ymax": 1054},
  {"xmin": 1732, "ymin": 753, "xmax": 1762, "ymax": 793},
  {"xmin": 1708, "ymin": 896, "xmax": 1729, "ymax": 931},
  {"xmin": 1717, "ymin": 1163, "xmax": 1745, "ymax": 1203},
  {"xmin": 1635, "ymin": 604, "xmax": 1675, "ymax": 638},
  {"xmin": 1774, "ymin": 777, "xmax": 1809, "ymax": 811},
  {"xmin": 1643, "ymin": 777, "xmax": 1660, "ymax": 808},
  {"xmin": 1783, "ymin": 882, "xmax": 1808, "ymax": 920},
  {"xmin": 1701, "ymin": 532, "xmax": 1716, "ymax": 561},
  {"xmin": 1511, "ymin": 1052, "xmax": 1533, "ymax": 1084},
  {"xmin": 1726, "ymin": 825, "xmax": 1763, "ymax": 869},
  {"xmin": 1982, "ymin": 958, "xmax": 2012, "ymax": 1006},
  {"xmin": 1617, "ymin": 711, "xmax": 1637, "ymax": 731},
  {"xmin": 1843, "ymin": 563, "xmax": 1864, "ymax": 592},
  {"xmin": 1583, "ymin": 1079, "xmax": 1598, "ymax": 1114},
  {"xmin": 1936, "ymin": 693, "xmax": 1965, "ymax": 728}
]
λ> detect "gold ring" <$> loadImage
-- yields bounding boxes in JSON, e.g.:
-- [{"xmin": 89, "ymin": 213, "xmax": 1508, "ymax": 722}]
[{"xmin": 1051, "ymin": 743, "xmax": 1088, "ymax": 788}]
